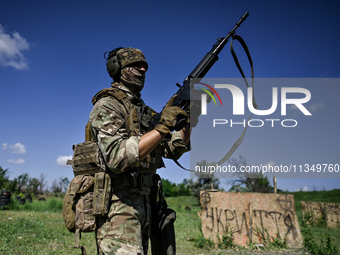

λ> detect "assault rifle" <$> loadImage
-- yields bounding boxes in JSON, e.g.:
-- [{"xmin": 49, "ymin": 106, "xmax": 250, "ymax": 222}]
[{"xmin": 150, "ymin": 12, "xmax": 250, "ymax": 130}]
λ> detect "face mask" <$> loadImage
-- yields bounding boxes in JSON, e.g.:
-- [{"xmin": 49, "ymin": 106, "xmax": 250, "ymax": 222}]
[{"xmin": 120, "ymin": 66, "xmax": 145, "ymax": 94}]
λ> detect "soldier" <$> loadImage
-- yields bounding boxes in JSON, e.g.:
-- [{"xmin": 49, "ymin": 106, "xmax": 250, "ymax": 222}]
[{"xmin": 89, "ymin": 47, "xmax": 191, "ymax": 254}]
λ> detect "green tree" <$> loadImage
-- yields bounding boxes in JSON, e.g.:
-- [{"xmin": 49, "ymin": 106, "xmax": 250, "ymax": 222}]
[
  {"xmin": 162, "ymin": 179, "xmax": 177, "ymax": 197},
  {"xmin": 187, "ymin": 160, "xmax": 221, "ymax": 198},
  {"xmin": 38, "ymin": 173, "xmax": 48, "ymax": 193},
  {"xmin": 7, "ymin": 178, "xmax": 18, "ymax": 193},
  {"xmin": 0, "ymin": 166, "xmax": 10, "ymax": 189},
  {"xmin": 177, "ymin": 179, "xmax": 191, "ymax": 196},
  {"xmin": 50, "ymin": 176, "xmax": 70, "ymax": 194},
  {"xmin": 50, "ymin": 179, "xmax": 62, "ymax": 193},
  {"xmin": 17, "ymin": 173, "xmax": 29, "ymax": 193},
  {"xmin": 60, "ymin": 177, "xmax": 70, "ymax": 193},
  {"xmin": 227, "ymin": 155, "xmax": 272, "ymax": 193},
  {"xmin": 27, "ymin": 177, "xmax": 41, "ymax": 195},
  {"xmin": 162, "ymin": 178, "xmax": 191, "ymax": 197}
]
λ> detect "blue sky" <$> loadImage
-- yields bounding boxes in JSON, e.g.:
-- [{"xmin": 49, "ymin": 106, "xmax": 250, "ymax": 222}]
[{"xmin": 1, "ymin": 0, "xmax": 339, "ymax": 192}]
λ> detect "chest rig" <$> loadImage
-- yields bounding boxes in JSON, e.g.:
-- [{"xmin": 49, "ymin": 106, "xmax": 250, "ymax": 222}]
[{"xmin": 89, "ymin": 87, "xmax": 165, "ymax": 173}]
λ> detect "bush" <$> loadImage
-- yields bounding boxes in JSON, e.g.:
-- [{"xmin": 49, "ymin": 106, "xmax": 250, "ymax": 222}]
[
  {"xmin": 194, "ymin": 235, "xmax": 215, "ymax": 250},
  {"xmin": 5, "ymin": 196, "xmax": 63, "ymax": 212},
  {"xmin": 162, "ymin": 178, "xmax": 191, "ymax": 197},
  {"xmin": 252, "ymin": 225, "xmax": 287, "ymax": 249},
  {"xmin": 218, "ymin": 225, "xmax": 236, "ymax": 249}
]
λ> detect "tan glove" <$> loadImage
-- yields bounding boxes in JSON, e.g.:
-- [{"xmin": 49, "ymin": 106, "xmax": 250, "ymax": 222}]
[{"xmin": 154, "ymin": 95, "xmax": 188, "ymax": 136}]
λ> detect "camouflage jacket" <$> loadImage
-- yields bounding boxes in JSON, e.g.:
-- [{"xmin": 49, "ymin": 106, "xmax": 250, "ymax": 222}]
[{"xmin": 89, "ymin": 82, "xmax": 190, "ymax": 175}]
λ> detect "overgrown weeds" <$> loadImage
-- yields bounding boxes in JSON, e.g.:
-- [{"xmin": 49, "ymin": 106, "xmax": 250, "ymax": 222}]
[
  {"xmin": 217, "ymin": 224, "xmax": 236, "ymax": 249},
  {"xmin": 193, "ymin": 235, "xmax": 216, "ymax": 250},
  {"xmin": 190, "ymin": 222, "xmax": 238, "ymax": 251},
  {"xmin": 300, "ymin": 212, "xmax": 338, "ymax": 255},
  {"xmin": 251, "ymin": 225, "xmax": 287, "ymax": 250},
  {"xmin": 190, "ymin": 221, "xmax": 215, "ymax": 250}
]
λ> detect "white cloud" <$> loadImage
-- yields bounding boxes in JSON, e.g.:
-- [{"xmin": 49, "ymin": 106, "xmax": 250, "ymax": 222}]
[
  {"xmin": 287, "ymin": 104, "xmax": 299, "ymax": 111},
  {"xmin": 288, "ymin": 102, "xmax": 324, "ymax": 116},
  {"xmin": 56, "ymin": 155, "xmax": 72, "ymax": 167},
  {"xmin": 264, "ymin": 161, "xmax": 275, "ymax": 167},
  {"xmin": 0, "ymin": 24, "xmax": 30, "ymax": 70},
  {"xmin": 1, "ymin": 143, "xmax": 7, "ymax": 150},
  {"xmin": 8, "ymin": 158, "xmax": 26, "ymax": 164},
  {"xmin": 295, "ymin": 186, "xmax": 309, "ymax": 192},
  {"xmin": 7, "ymin": 143, "xmax": 26, "ymax": 154},
  {"xmin": 307, "ymin": 102, "xmax": 325, "ymax": 113}
]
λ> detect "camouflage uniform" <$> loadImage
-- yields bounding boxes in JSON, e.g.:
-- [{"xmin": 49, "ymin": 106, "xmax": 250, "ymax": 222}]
[{"xmin": 89, "ymin": 81, "xmax": 189, "ymax": 254}]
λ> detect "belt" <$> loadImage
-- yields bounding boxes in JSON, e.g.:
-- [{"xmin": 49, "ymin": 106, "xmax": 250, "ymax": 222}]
[{"xmin": 121, "ymin": 174, "xmax": 154, "ymax": 187}]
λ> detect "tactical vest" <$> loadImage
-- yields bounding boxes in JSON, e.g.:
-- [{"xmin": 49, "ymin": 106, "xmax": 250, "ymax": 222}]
[{"xmin": 89, "ymin": 87, "xmax": 165, "ymax": 173}]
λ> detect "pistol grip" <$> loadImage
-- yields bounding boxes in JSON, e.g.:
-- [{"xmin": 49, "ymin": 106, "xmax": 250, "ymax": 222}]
[{"xmin": 174, "ymin": 117, "xmax": 188, "ymax": 131}]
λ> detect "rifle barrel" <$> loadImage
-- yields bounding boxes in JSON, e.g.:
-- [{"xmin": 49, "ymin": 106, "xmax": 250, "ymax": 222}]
[
  {"xmin": 173, "ymin": 12, "xmax": 249, "ymax": 108},
  {"xmin": 188, "ymin": 12, "xmax": 249, "ymax": 80}
]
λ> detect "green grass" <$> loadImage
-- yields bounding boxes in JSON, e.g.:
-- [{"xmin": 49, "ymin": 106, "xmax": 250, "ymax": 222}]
[
  {"xmin": 5, "ymin": 196, "xmax": 63, "ymax": 212},
  {"xmin": 0, "ymin": 197, "xmax": 95, "ymax": 255},
  {"xmin": 0, "ymin": 210, "xmax": 97, "ymax": 255},
  {"xmin": 166, "ymin": 196, "xmax": 210, "ymax": 254},
  {"xmin": 0, "ymin": 191, "xmax": 339, "ymax": 254}
]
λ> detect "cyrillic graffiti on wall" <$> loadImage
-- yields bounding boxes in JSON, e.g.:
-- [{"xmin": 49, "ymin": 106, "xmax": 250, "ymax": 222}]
[{"xmin": 199, "ymin": 191, "xmax": 303, "ymax": 247}]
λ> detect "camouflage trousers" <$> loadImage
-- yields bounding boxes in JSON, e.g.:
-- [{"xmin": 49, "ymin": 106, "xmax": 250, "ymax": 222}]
[{"xmin": 96, "ymin": 187, "xmax": 151, "ymax": 255}]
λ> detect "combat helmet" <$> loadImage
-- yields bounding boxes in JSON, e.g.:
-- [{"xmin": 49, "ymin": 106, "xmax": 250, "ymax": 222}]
[{"xmin": 105, "ymin": 47, "xmax": 148, "ymax": 79}]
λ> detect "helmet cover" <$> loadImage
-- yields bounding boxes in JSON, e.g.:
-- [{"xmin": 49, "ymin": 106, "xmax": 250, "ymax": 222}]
[{"xmin": 116, "ymin": 47, "xmax": 148, "ymax": 70}]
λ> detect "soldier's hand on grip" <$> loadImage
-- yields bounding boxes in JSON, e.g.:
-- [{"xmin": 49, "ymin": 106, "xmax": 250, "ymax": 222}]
[{"xmin": 154, "ymin": 94, "xmax": 188, "ymax": 136}]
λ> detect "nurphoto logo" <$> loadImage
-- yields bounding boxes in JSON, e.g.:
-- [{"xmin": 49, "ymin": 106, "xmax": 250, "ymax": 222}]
[{"xmin": 199, "ymin": 82, "xmax": 312, "ymax": 128}]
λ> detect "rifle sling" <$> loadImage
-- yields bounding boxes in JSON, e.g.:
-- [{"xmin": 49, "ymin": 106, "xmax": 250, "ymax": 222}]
[
  {"xmin": 215, "ymin": 34, "xmax": 257, "ymax": 166},
  {"xmin": 230, "ymin": 34, "xmax": 257, "ymax": 109},
  {"xmin": 164, "ymin": 142, "xmax": 195, "ymax": 172}
]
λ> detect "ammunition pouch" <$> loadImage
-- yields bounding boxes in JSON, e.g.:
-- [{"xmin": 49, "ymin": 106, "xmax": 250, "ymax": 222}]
[
  {"xmin": 67, "ymin": 141, "xmax": 106, "ymax": 176},
  {"xmin": 93, "ymin": 172, "xmax": 111, "ymax": 216},
  {"xmin": 63, "ymin": 174, "xmax": 96, "ymax": 233},
  {"xmin": 63, "ymin": 141, "xmax": 112, "ymax": 255}
]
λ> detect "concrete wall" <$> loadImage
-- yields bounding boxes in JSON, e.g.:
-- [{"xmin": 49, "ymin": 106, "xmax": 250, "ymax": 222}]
[
  {"xmin": 199, "ymin": 191, "xmax": 303, "ymax": 247},
  {"xmin": 301, "ymin": 201, "xmax": 340, "ymax": 227}
]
